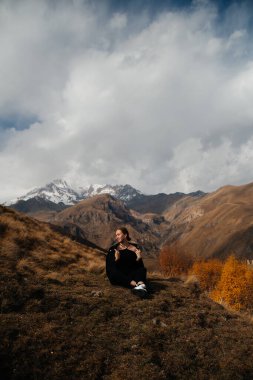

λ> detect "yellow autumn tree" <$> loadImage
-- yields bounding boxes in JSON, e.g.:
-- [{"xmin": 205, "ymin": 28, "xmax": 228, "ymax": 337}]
[
  {"xmin": 190, "ymin": 259, "xmax": 223, "ymax": 292},
  {"xmin": 210, "ymin": 255, "xmax": 253, "ymax": 311}
]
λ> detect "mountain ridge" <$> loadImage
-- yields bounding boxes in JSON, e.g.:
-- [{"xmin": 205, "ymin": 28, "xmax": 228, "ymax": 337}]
[
  {"xmin": 162, "ymin": 181, "xmax": 253, "ymax": 260},
  {"xmin": 7, "ymin": 179, "xmax": 143, "ymax": 206},
  {"xmin": 7, "ymin": 179, "xmax": 253, "ymax": 262},
  {"xmin": 8, "ymin": 179, "xmax": 206, "ymax": 217},
  {"xmin": 47, "ymin": 193, "xmax": 163, "ymax": 256}
]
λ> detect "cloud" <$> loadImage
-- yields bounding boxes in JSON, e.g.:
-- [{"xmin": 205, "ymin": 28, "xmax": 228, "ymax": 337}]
[
  {"xmin": 166, "ymin": 136, "xmax": 253, "ymax": 193},
  {"xmin": 1, "ymin": 0, "xmax": 253, "ymax": 202}
]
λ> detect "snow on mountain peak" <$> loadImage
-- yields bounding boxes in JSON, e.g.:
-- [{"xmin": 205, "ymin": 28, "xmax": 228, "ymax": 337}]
[
  {"xmin": 8, "ymin": 180, "xmax": 142, "ymax": 206},
  {"xmin": 79, "ymin": 184, "xmax": 141, "ymax": 201},
  {"xmin": 51, "ymin": 179, "xmax": 69, "ymax": 188}
]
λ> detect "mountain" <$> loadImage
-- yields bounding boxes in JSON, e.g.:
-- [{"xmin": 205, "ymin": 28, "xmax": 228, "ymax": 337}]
[
  {"xmin": 80, "ymin": 183, "xmax": 141, "ymax": 202},
  {"xmin": 127, "ymin": 191, "xmax": 205, "ymax": 214},
  {"xmin": 10, "ymin": 196, "xmax": 68, "ymax": 214},
  {"xmin": 7, "ymin": 179, "xmax": 253, "ymax": 262},
  {"xmin": 45, "ymin": 194, "xmax": 164, "ymax": 256},
  {"xmin": 8, "ymin": 179, "xmax": 142, "ymax": 206},
  {"xmin": 1, "ymin": 206, "xmax": 253, "ymax": 379},
  {"xmin": 8, "ymin": 179, "xmax": 82, "ymax": 205},
  {"xmin": 162, "ymin": 182, "xmax": 253, "ymax": 260}
]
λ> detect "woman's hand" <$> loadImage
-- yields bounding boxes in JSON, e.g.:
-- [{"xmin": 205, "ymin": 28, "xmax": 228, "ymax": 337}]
[
  {"xmin": 130, "ymin": 280, "xmax": 137, "ymax": 287},
  {"xmin": 114, "ymin": 249, "xmax": 120, "ymax": 261},
  {"xmin": 135, "ymin": 248, "xmax": 142, "ymax": 261}
]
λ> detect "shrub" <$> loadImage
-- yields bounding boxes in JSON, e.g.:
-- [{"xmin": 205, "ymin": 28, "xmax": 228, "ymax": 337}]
[
  {"xmin": 210, "ymin": 255, "xmax": 253, "ymax": 311},
  {"xmin": 190, "ymin": 259, "xmax": 223, "ymax": 292},
  {"xmin": 159, "ymin": 244, "xmax": 192, "ymax": 276}
]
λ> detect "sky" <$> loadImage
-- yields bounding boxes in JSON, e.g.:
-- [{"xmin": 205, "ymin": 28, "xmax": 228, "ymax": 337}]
[{"xmin": 1, "ymin": 0, "xmax": 253, "ymax": 202}]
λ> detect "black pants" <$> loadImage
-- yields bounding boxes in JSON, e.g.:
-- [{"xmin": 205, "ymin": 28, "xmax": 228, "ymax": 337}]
[{"xmin": 109, "ymin": 267, "xmax": 147, "ymax": 288}]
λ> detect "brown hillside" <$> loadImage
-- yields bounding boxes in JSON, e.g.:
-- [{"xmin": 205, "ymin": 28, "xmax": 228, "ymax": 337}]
[
  {"xmin": 127, "ymin": 192, "xmax": 187, "ymax": 213},
  {"xmin": 45, "ymin": 194, "xmax": 161, "ymax": 255},
  {"xmin": 0, "ymin": 205, "xmax": 105, "ymax": 292},
  {"xmin": 2, "ymin": 206, "xmax": 253, "ymax": 378},
  {"xmin": 163, "ymin": 182, "xmax": 253, "ymax": 259}
]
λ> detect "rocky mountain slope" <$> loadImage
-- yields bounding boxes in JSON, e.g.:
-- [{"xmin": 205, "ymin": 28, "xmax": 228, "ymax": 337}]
[
  {"xmin": 45, "ymin": 194, "xmax": 164, "ymax": 255},
  {"xmin": 7, "ymin": 179, "xmax": 253, "ymax": 262},
  {"xmin": 9, "ymin": 196, "xmax": 68, "ymax": 214},
  {"xmin": 8, "ymin": 179, "xmax": 205, "ymax": 216},
  {"xmin": 162, "ymin": 182, "xmax": 253, "ymax": 260},
  {"xmin": 127, "ymin": 190, "xmax": 205, "ymax": 214},
  {"xmin": 1, "ymin": 205, "xmax": 253, "ymax": 379}
]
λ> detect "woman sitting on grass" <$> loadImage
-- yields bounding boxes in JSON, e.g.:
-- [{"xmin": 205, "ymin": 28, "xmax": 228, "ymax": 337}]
[{"xmin": 106, "ymin": 227, "xmax": 148, "ymax": 298}]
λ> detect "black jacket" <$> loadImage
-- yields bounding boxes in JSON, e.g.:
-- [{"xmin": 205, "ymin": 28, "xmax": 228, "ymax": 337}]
[{"xmin": 106, "ymin": 242, "xmax": 145, "ymax": 286}]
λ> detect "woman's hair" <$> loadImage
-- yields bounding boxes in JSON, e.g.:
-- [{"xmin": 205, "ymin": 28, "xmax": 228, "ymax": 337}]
[{"xmin": 117, "ymin": 227, "xmax": 131, "ymax": 241}]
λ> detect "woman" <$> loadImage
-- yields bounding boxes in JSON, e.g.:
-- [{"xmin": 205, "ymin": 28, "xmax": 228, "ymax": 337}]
[{"xmin": 106, "ymin": 227, "xmax": 148, "ymax": 298}]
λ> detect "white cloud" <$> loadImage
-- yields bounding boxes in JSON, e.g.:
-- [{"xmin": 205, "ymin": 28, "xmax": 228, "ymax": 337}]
[
  {"xmin": 109, "ymin": 13, "xmax": 128, "ymax": 29},
  {"xmin": 1, "ymin": 0, "xmax": 253, "ymax": 202},
  {"xmin": 166, "ymin": 137, "xmax": 253, "ymax": 193}
]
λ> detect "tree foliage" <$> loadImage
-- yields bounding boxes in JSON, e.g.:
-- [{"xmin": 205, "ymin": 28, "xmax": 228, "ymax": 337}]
[
  {"xmin": 210, "ymin": 255, "xmax": 253, "ymax": 311},
  {"xmin": 160, "ymin": 245, "xmax": 253, "ymax": 312},
  {"xmin": 190, "ymin": 260, "xmax": 223, "ymax": 292},
  {"xmin": 159, "ymin": 244, "xmax": 192, "ymax": 276}
]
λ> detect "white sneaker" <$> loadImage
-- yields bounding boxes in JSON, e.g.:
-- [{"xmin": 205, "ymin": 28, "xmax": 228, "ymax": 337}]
[
  {"xmin": 136, "ymin": 283, "xmax": 146, "ymax": 289},
  {"xmin": 132, "ymin": 283, "xmax": 148, "ymax": 298}
]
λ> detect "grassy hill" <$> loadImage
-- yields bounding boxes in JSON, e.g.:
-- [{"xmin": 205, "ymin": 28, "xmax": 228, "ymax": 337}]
[
  {"xmin": 1, "ymin": 205, "xmax": 253, "ymax": 379},
  {"xmin": 0, "ymin": 204, "xmax": 105, "ymax": 317},
  {"xmin": 162, "ymin": 182, "xmax": 253, "ymax": 260}
]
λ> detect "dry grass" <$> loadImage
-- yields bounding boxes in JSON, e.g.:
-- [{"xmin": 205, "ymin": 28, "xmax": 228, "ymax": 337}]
[
  {"xmin": 0, "ymin": 205, "xmax": 105, "ymax": 282},
  {"xmin": 0, "ymin": 204, "xmax": 106, "ymax": 318},
  {"xmin": 2, "ymin": 205, "xmax": 253, "ymax": 379},
  {"xmin": 2, "ymin": 271, "xmax": 253, "ymax": 379}
]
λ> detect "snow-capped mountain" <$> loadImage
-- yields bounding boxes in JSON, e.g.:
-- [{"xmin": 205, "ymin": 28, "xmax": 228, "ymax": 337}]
[
  {"xmin": 8, "ymin": 179, "xmax": 142, "ymax": 206},
  {"xmin": 8, "ymin": 179, "xmax": 81, "ymax": 205},
  {"xmin": 80, "ymin": 184, "xmax": 142, "ymax": 201}
]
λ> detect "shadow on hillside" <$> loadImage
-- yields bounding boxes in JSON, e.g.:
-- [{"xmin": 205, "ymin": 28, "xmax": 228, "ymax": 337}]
[{"xmin": 146, "ymin": 277, "xmax": 183, "ymax": 297}]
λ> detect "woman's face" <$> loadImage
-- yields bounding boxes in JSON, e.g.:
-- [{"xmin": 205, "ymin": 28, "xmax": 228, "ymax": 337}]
[{"xmin": 115, "ymin": 229, "xmax": 126, "ymax": 243}]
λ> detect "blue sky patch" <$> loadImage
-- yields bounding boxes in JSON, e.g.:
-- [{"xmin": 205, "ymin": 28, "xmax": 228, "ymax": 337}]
[
  {"xmin": 107, "ymin": 0, "xmax": 251, "ymax": 14},
  {"xmin": 0, "ymin": 114, "xmax": 39, "ymax": 131}
]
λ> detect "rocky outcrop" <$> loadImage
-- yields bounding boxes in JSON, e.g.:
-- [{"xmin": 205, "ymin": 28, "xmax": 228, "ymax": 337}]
[{"xmin": 49, "ymin": 194, "xmax": 162, "ymax": 254}]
